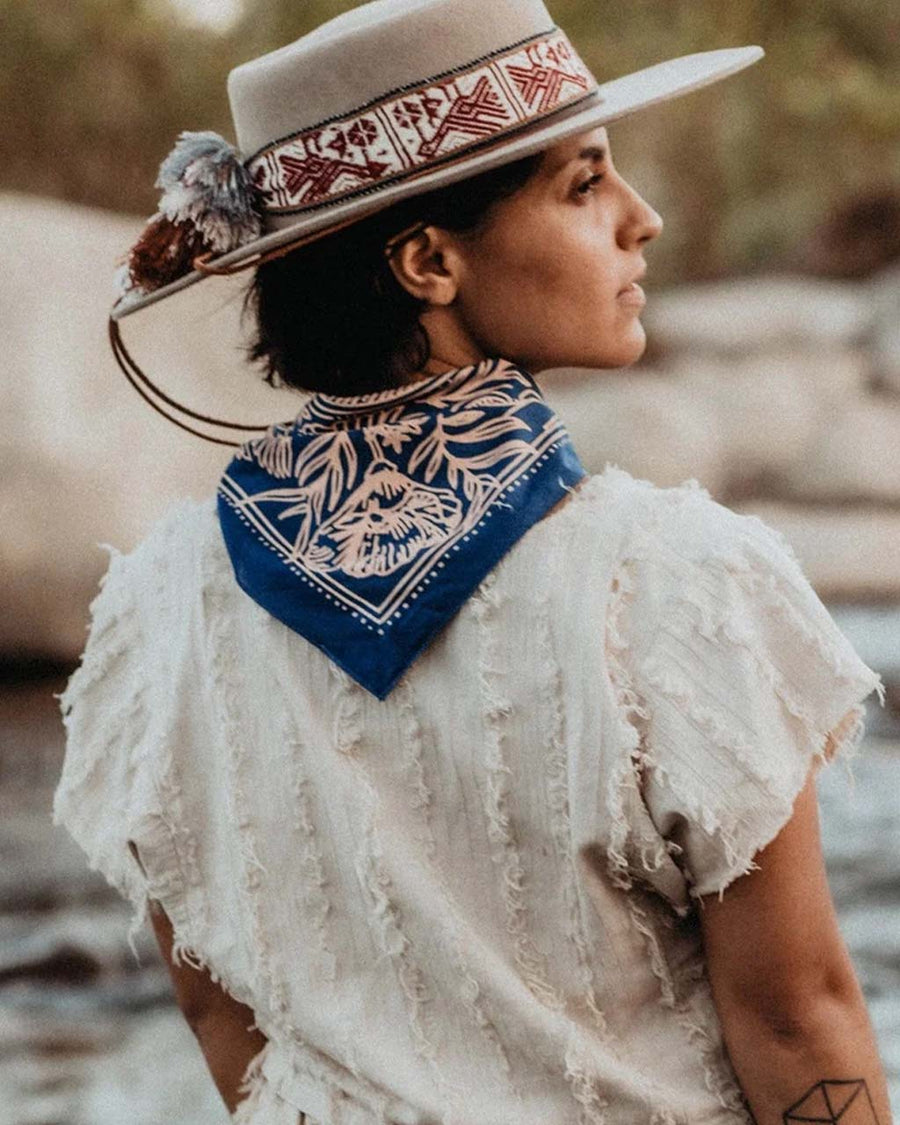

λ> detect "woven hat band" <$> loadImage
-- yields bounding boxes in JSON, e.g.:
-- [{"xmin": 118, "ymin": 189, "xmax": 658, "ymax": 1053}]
[{"xmin": 246, "ymin": 26, "xmax": 600, "ymax": 220}]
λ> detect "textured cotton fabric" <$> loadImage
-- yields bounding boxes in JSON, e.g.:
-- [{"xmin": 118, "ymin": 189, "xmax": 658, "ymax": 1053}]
[{"xmin": 53, "ymin": 465, "xmax": 884, "ymax": 1125}]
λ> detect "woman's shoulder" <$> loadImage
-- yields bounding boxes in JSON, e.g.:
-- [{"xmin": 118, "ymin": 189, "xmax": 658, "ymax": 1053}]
[
  {"xmin": 575, "ymin": 463, "xmax": 783, "ymax": 571},
  {"xmin": 128, "ymin": 494, "xmax": 218, "ymax": 560},
  {"xmin": 111, "ymin": 494, "xmax": 222, "ymax": 613}
]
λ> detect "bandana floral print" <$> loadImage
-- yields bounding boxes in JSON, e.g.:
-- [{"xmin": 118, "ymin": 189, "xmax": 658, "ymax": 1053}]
[{"xmin": 217, "ymin": 357, "xmax": 587, "ymax": 699}]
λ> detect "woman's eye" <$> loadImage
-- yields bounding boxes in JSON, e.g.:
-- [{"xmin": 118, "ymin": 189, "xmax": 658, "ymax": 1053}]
[{"xmin": 576, "ymin": 173, "xmax": 604, "ymax": 197}]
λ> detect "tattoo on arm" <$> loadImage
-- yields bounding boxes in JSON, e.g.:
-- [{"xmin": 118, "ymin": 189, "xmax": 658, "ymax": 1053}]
[{"xmin": 783, "ymin": 1079, "xmax": 880, "ymax": 1124}]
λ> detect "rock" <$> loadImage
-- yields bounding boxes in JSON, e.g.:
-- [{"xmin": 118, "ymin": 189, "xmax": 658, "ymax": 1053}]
[
  {"xmin": 77, "ymin": 1009, "xmax": 231, "ymax": 1124},
  {"xmin": 868, "ymin": 261, "xmax": 900, "ymax": 395},
  {"xmin": 874, "ymin": 316, "xmax": 900, "ymax": 395},
  {"xmin": 669, "ymin": 348, "xmax": 873, "ymax": 494},
  {"xmin": 545, "ymin": 348, "xmax": 874, "ymax": 503},
  {"xmin": 0, "ymin": 940, "xmax": 100, "ymax": 986},
  {"xmin": 773, "ymin": 399, "xmax": 900, "ymax": 503},
  {"xmin": 541, "ymin": 367, "xmax": 728, "ymax": 494},
  {"xmin": 0, "ymin": 191, "xmax": 304, "ymax": 665},
  {"xmin": 1, "ymin": 190, "xmax": 898, "ymax": 659},
  {"xmin": 730, "ymin": 500, "xmax": 900, "ymax": 601},
  {"xmin": 0, "ymin": 1007, "xmax": 228, "ymax": 1125},
  {"xmin": 643, "ymin": 275, "xmax": 874, "ymax": 355}
]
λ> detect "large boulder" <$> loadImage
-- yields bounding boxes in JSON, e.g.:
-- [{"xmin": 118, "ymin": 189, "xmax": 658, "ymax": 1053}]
[
  {"xmin": 732, "ymin": 500, "xmax": 900, "ymax": 602},
  {"xmin": 0, "ymin": 191, "xmax": 302, "ymax": 664},
  {"xmin": 773, "ymin": 398, "xmax": 900, "ymax": 504},
  {"xmin": 642, "ymin": 275, "xmax": 874, "ymax": 356},
  {"xmin": 540, "ymin": 366, "xmax": 727, "ymax": 494}
]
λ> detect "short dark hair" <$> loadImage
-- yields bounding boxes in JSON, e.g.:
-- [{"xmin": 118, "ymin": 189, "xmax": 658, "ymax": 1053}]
[{"xmin": 240, "ymin": 149, "xmax": 546, "ymax": 396}]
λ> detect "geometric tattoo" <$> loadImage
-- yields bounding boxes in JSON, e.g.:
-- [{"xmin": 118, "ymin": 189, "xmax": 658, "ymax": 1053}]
[{"xmin": 783, "ymin": 1079, "xmax": 880, "ymax": 1123}]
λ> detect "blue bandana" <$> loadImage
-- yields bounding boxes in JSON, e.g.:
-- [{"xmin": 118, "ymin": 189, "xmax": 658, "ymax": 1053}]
[{"xmin": 217, "ymin": 357, "xmax": 587, "ymax": 699}]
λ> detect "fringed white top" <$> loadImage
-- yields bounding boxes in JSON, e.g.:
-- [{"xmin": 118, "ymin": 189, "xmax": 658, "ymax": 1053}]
[{"xmin": 53, "ymin": 465, "xmax": 884, "ymax": 1125}]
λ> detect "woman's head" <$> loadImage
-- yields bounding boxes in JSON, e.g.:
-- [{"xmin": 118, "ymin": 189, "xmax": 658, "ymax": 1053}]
[{"xmin": 243, "ymin": 125, "xmax": 662, "ymax": 395}]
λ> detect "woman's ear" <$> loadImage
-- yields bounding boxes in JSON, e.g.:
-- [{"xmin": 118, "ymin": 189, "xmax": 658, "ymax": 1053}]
[{"xmin": 386, "ymin": 225, "xmax": 463, "ymax": 306}]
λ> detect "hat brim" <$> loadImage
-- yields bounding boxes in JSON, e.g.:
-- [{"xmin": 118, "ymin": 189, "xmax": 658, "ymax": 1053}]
[{"xmin": 112, "ymin": 44, "xmax": 763, "ymax": 321}]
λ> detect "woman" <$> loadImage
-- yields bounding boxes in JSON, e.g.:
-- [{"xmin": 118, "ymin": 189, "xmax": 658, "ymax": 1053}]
[{"xmin": 54, "ymin": 1, "xmax": 893, "ymax": 1122}]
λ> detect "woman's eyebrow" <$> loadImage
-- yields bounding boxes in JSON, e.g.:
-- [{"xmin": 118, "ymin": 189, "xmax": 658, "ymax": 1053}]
[{"xmin": 553, "ymin": 145, "xmax": 607, "ymax": 176}]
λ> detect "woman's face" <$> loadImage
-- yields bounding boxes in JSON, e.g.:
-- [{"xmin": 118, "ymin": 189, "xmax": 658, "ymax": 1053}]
[{"xmin": 445, "ymin": 126, "xmax": 663, "ymax": 373}]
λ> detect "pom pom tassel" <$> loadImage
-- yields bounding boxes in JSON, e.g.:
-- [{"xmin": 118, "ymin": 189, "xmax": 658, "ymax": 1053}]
[
  {"xmin": 128, "ymin": 211, "xmax": 209, "ymax": 291},
  {"xmin": 155, "ymin": 130, "xmax": 263, "ymax": 252},
  {"xmin": 115, "ymin": 130, "xmax": 263, "ymax": 307}
]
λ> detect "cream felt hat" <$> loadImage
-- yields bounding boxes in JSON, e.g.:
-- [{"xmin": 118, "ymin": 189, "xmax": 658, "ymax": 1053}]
[{"xmin": 108, "ymin": 0, "xmax": 763, "ymax": 442}]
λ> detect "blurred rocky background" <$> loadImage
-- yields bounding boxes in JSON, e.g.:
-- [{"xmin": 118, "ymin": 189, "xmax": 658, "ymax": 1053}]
[{"xmin": 1, "ymin": 0, "xmax": 898, "ymax": 1121}]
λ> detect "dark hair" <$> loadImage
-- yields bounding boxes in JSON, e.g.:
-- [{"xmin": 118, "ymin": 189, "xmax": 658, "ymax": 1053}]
[{"xmin": 241, "ymin": 149, "xmax": 546, "ymax": 396}]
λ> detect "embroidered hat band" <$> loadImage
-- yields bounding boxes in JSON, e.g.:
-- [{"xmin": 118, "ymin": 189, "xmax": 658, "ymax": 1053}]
[{"xmin": 244, "ymin": 27, "xmax": 598, "ymax": 218}]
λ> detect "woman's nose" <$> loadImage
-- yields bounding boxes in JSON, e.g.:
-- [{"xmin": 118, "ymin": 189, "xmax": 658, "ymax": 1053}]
[{"xmin": 617, "ymin": 180, "xmax": 664, "ymax": 249}]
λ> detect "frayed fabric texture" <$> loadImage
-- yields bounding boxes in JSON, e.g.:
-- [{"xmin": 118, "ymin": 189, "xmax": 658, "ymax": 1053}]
[
  {"xmin": 232, "ymin": 1040, "xmax": 308, "ymax": 1124},
  {"xmin": 51, "ymin": 467, "xmax": 883, "ymax": 1125},
  {"xmin": 52, "ymin": 543, "xmax": 156, "ymax": 963},
  {"xmin": 610, "ymin": 481, "xmax": 884, "ymax": 906}
]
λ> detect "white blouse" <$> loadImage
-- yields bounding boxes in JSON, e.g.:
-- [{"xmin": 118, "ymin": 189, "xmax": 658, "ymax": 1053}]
[{"xmin": 53, "ymin": 464, "xmax": 883, "ymax": 1125}]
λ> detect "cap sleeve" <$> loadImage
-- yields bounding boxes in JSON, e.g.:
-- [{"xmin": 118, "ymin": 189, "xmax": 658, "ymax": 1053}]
[
  {"xmin": 609, "ymin": 484, "xmax": 885, "ymax": 906},
  {"xmin": 53, "ymin": 543, "xmax": 174, "ymax": 958}
]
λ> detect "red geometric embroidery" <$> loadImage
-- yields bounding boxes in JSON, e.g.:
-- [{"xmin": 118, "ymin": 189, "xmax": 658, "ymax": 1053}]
[
  {"xmin": 246, "ymin": 27, "xmax": 599, "ymax": 215},
  {"xmin": 417, "ymin": 76, "xmax": 514, "ymax": 160}
]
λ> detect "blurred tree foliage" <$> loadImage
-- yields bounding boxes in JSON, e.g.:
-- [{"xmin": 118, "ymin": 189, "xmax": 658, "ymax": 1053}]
[{"xmin": 2, "ymin": 0, "xmax": 898, "ymax": 282}]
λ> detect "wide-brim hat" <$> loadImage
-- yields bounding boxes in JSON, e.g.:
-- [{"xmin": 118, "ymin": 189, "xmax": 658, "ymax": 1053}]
[{"xmin": 108, "ymin": 0, "xmax": 763, "ymax": 443}]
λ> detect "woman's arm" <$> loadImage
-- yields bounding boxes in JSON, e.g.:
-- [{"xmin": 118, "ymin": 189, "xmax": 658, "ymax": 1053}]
[
  {"xmin": 145, "ymin": 894, "xmax": 268, "ymax": 1116},
  {"xmin": 699, "ymin": 756, "xmax": 893, "ymax": 1125}
]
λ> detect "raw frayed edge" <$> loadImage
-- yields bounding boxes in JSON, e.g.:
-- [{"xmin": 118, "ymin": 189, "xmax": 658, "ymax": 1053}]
[
  {"xmin": 52, "ymin": 552, "xmax": 153, "ymax": 964},
  {"xmin": 231, "ymin": 1039, "xmax": 302, "ymax": 1125},
  {"xmin": 563, "ymin": 1026, "xmax": 610, "ymax": 1125},
  {"xmin": 396, "ymin": 677, "xmax": 437, "ymax": 862},
  {"xmin": 329, "ymin": 661, "xmax": 366, "ymax": 760},
  {"xmin": 394, "ymin": 679, "xmax": 518, "ymax": 1112},
  {"xmin": 625, "ymin": 894, "xmax": 746, "ymax": 1113},
  {"xmin": 687, "ymin": 699, "xmax": 873, "ymax": 905},
  {"xmin": 332, "ymin": 660, "xmax": 466, "ymax": 1119},
  {"xmin": 538, "ymin": 516, "xmax": 615, "ymax": 1042},
  {"xmin": 282, "ymin": 720, "xmax": 338, "ymax": 984},
  {"xmin": 471, "ymin": 575, "xmax": 564, "ymax": 1012},
  {"xmin": 603, "ymin": 544, "xmax": 748, "ymax": 1113},
  {"xmin": 356, "ymin": 812, "xmax": 469, "ymax": 1122},
  {"xmin": 688, "ymin": 555, "xmax": 885, "ymax": 730},
  {"xmin": 603, "ymin": 555, "xmax": 652, "ymax": 897},
  {"xmin": 205, "ymin": 556, "xmax": 292, "ymax": 1036},
  {"xmin": 638, "ymin": 660, "xmax": 793, "ymax": 828},
  {"xmin": 446, "ymin": 921, "xmax": 517, "ymax": 1086},
  {"xmin": 357, "ymin": 817, "xmax": 436, "ymax": 1059}
]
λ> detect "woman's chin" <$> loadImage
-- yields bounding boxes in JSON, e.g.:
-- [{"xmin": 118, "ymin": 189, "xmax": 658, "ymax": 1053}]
[
  {"xmin": 592, "ymin": 326, "xmax": 647, "ymax": 369},
  {"xmin": 526, "ymin": 325, "xmax": 647, "ymax": 372}
]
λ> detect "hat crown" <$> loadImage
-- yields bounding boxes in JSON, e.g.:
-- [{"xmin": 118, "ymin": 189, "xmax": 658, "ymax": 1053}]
[{"xmin": 227, "ymin": 0, "xmax": 557, "ymax": 159}]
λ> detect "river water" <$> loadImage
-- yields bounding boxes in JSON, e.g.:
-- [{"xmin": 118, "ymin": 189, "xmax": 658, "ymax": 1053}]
[{"xmin": 2, "ymin": 673, "xmax": 898, "ymax": 1125}]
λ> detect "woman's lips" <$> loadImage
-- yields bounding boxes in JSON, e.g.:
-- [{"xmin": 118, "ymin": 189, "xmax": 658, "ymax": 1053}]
[{"xmin": 616, "ymin": 281, "xmax": 646, "ymax": 307}]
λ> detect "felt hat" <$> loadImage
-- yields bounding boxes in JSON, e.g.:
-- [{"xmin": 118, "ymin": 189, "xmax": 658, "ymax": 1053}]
[{"xmin": 108, "ymin": 0, "xmax": 763, "ymax": 441}]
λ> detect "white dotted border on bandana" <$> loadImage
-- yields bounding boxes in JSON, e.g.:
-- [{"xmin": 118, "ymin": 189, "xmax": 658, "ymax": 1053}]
[{"xmin": 217, "ymin": 439, "xmax": 571, "ymax": 635}]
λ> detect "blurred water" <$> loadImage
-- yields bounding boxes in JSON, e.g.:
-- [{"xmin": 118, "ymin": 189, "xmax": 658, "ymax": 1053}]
[{"xmin": 1, "ymin": 677, "xmax": 898, "ymax": 1124}]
